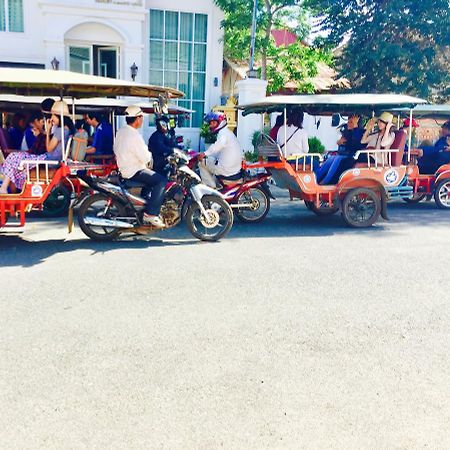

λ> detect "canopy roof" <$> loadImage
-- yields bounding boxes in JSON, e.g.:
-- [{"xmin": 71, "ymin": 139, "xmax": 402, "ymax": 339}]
[
  {"xmin": 0, "ymin": 95, "xmax": 192, "ymax": 115},
  {"xmin": 240, "ymin": 94, "xmax": 427, "ymax": 116},
  {"xmin": 0, "ymin": 68, "xmax": 184, "ymax": 99},
  {"xmin": 388, "ymin": 104, "xmax": 450, "ymax": 119}
]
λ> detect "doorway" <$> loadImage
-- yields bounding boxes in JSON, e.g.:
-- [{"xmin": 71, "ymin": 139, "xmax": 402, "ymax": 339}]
[{"xmin": 68, "ymin": 45, "xmax": 119, "ymax": 78}]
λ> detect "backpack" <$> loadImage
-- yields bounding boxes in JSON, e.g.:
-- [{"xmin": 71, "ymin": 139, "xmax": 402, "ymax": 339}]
[{"xmin": 70, "ymin": 130, "xmax": 88, "ymax": 161}]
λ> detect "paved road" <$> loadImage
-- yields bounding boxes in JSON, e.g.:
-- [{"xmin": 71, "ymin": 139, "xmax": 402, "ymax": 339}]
[{"xmin": 1, "ymin": 190, "xmax": 450, "ymax": 449}]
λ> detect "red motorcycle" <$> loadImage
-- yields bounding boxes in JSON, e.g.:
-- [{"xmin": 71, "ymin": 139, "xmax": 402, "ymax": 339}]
[{"xmin": 188, "ymin": 151, "xmax": 274, "ymax": 223}]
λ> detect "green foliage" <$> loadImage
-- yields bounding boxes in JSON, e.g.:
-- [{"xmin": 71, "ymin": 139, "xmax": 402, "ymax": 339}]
[
  {"xmin": 200, "ymin": 123, "xmax": 217, "ymax": 144},
  {"xmin": 251, "ymin": 127, "xmax": 271, "ymax": 149},
  {"xmin": 214, "ymin": 0, "xmax": 331, "ymax": 93},
  {"xmin": 244, "ymin": 150, "xmax": 260, "ymax": 162},
  {"xmin": 308, "ymin": 136, "xmax": 325, "ymax": 154},
  {"xmin": 306, "ymin": 0, "xmax": 450, "ymax": 101}
]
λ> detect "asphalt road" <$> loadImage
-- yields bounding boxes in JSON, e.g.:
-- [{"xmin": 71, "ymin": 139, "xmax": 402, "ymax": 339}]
[{"xmin": 1, "ymin": 189, "xmax": 450, "ymax": 449}]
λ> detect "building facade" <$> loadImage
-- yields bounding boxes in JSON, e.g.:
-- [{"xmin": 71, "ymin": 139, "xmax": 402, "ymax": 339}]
[{"xmin": 0, "ymin": 0, "xmax": 224, "ymax": 146}]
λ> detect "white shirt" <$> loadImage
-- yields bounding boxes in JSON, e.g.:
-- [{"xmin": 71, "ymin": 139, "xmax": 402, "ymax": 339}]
[
  {"xmin": 277, "ymin": 125, "xmax": 309, "ymax": 157},
  {"xmin": 114, "ymin": 125, "xmax": 152, "ymax": 179},
  {"xmin": 205, "ymin": 126, "xmax": 243, "ymax": 176}
]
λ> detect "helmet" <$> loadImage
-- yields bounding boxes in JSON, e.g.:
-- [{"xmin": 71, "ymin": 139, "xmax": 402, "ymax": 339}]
[
  {"xmin": 156, "ymin": 116, "xmax": 169, "ymax": 132},
  {"xmin": 204, "ymin": 111, "xmax": 227, "ymax": 133}
]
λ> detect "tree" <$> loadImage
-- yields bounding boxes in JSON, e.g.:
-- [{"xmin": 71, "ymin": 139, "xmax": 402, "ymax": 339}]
[
  {"xmin": 306, "ymin": 0, "xmax": 450, "ymax": 100},
  {"xmin": 214, "ymin": 0, "xmax": 331, "ymax": 93}
]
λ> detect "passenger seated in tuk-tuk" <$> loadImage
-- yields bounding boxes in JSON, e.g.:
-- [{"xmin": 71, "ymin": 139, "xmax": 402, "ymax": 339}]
[
  {"xmin": 8, "ymin": 113, "xmax": 27, "ymax": 150},
  {"xmin": 0, "ymin": 100, "xmax": 74, "ymax": 194},
  {"xmin": 360, "ymin": 112, "xmax": 395, "ymax": 164},
  {"xmin": 417, "ymin": 121, "xmax": 450, "ymax": 174},
  {"xmin": 84, "ymin": 111, "xmax": 113, "ymax": 158},
  {"xmin": 276, "ymin": 109, "xmax": 309, "ymax": 158},
  {"xmin": 315, "ymin": 113, "xmax": 365, "ymax": 185}
]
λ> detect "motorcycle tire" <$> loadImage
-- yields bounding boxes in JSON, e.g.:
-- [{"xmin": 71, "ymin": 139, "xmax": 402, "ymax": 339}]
[
  {"xmin": 77, "ymin": 193, "xmax": 126, "ymax": 241},
  {"xmin": 234, "ymin": 187, "xmax": 270, "ymax": 223},
  {"xmin": 185, "ymin": 195, "xmax": 233, "ymax": 242},
  {"xmin": 42, "ymin": 184, "xmax": 71, "ymax": 217}
]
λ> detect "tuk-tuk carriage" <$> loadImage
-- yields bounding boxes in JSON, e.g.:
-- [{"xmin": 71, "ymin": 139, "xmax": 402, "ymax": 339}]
[
  {"xmin": 0, "ymin": 67, "xmax": 182, "ymax": 228},
  {"xmin": 0, "ymin": 94, "xmax": 192, "ymax": 216},
  {"xmin": 388, "ymin": 104, "xmax": 450, "ymax": 209},
  {"xmin": 240, "ymin": 94, "xmax": 427, "ymax": 227}
]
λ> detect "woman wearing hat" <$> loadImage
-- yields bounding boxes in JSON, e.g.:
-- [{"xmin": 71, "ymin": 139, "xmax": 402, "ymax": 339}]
[
  {"xmin": 0, "ymin": 100, "xmax": 74, "ymax": 194},
  {"xmin": 360, "ymin": 111, "xmax": 395, "ymax": 165}
]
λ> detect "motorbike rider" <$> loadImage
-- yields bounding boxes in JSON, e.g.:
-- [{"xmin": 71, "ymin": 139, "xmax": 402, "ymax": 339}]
[
  {"xmin": 113, "ymin": 106, "xmax": 167, "ymax": 228},
  {"xmin": 148, "ymin": 116, "xmax": 181, "ymax": 175},
  {"xmin": 198, "ymin": 112, "xmax": 243, "ymax": 188}
]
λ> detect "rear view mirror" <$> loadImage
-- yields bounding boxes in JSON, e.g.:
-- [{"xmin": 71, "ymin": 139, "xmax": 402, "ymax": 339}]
[
  {"xmin": 331, "ymin": 113, "xmax": 341, "ymax": 127},
  {"xmin": 153, "ymin": 100, "xmax": 161, "ymax": 115}
]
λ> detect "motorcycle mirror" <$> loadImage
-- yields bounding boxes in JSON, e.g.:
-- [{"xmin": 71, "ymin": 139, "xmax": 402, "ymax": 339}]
[{"xmin": 331, "ymin": 113, "xmax": 341, "ymax": 127}]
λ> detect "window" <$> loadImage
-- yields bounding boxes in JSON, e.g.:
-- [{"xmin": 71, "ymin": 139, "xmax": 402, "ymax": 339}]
[
  {"xmin": 149, "ymin": 9, "xmax": 208, "ymax": 128},
  {"xmin": 0, "ymin": 0, "xmax": 24, "ymax": 32}
]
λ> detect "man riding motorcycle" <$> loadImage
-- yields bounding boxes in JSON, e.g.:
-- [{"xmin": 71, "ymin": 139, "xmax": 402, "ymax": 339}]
[{"xmin": 198, "ymin": 112, "xmax": 243, "ymax": 188}]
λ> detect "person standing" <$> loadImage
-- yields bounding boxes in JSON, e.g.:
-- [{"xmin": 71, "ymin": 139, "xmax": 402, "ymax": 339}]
[{"xmin": 113, "ymin": 106, "xmax": 167, "ymax": 228}]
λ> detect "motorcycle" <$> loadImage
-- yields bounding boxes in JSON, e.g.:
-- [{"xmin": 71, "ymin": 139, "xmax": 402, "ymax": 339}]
[
  {"xmin": 188, "ymin": 151, "xmax": 274, "ymax": 223},
  {"xmin": 74, "ymin": 149, "xmax": 233, "ymax": 242}
]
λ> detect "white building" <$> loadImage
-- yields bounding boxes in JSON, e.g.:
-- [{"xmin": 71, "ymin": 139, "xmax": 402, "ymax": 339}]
[{"xmin": 0, "ymin": 0, "xmax": 224, "ymax": 147}]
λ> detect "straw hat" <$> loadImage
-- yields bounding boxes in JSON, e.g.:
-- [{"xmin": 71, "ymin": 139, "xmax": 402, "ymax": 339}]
[
  {"xmin": 378, "ymin": 111, "xmax": 394, "ymax": 124},
  {"xmin": 50, "ymin": 100, "xmax": 70, "ymax": 117}
]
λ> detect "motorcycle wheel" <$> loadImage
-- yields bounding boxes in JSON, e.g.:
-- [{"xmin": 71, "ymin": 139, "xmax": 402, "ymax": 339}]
[
  {"xmin": 304, "ymin": 200, "xmax": 339, "ymax": 216},
  {"xmin": 402, "ymin": 193, "xmax": 426, "ymax": 204},
  {"xmin": 77, "ymin": 193, "xmax": 126, "ymax": 241},
  {"xmin": 42, "ymin": 184, "xmax": 71, "ymax": 217},
  {"xmin": 185, "ymin": 195, "xmax": 233, "ymax": 242},
  {"xmin": 234, "ymin": 187, "xmax": 270, "ymax": 223}
]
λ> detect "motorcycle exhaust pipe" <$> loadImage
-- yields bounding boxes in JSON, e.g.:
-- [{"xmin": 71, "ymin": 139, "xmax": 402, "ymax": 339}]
[{"xmin": 84, "ymin": 217, "xmax": 134, "ymax": 229}]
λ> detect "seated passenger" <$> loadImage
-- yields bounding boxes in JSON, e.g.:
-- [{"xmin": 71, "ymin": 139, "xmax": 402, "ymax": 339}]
[
  {"xmin": 360, "ymin": 112, "xmax": 395, "ymax": 164},
  {"xmin": 8, "ymin": 113, "xmax": 27, "ymax": 150},
  {"xmin": 269, "ymin": 114, "xmax": 284, "ymax": 141},
  {"xmin": 148, "ymin": 116, "xmax": 177, "ymax": 175},
  {"xmin": 315, "ymin": 114, "xmax": 365, "ymax": 185},
  {"xmin": 84, "ymin": 112, "xmax": 113, "ymax": 158},
  {"xmin": 198, "ymin": 112, "xmax": 243, "ymax": 188},
  {"xmin": 0, "ymin": 100, "xmax": 74, "ymax": 194},
  {"xmin": 276, "ymin": 109, "xmax": 309, "ymax": 158},
  {"xmin": 418, "ymin": 121, "xmax": 450, "ymax": 174}
]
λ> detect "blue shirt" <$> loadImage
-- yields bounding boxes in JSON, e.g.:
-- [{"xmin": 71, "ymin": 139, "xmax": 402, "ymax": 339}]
[
  {"xmin": 8, "ymin": 127, "xmax": 24, "ymax": 150},
  {"xmin": 92, "ymin": 121, "xmax": 113, "ymax": 155}
]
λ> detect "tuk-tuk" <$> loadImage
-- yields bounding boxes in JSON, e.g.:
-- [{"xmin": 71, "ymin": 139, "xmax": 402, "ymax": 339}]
[
  {"xmin": 388, "ymin": 104, "xmax": 450, "ymax": 209},
  {"xmin": 240, "ymin": 94, "xmax": 427, "ymax": 227},
  {"xmin": 0, "ymin": 67, "xmax": 182, "ymax": 228},
  {"xmin": 0, "ymin": 94, "xmax": 192, "ymax": 216}
]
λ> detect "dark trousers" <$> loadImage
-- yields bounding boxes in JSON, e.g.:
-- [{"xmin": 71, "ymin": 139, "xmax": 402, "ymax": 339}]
[{"xmin": 129, "ymin": 169, "xmax": 167, "ymax": 215}]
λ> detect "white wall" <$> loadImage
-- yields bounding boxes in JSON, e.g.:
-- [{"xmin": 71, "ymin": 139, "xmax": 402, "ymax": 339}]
[{"xmin": 0, "ymin": 0, "xmax": 224, "ymax": 148}]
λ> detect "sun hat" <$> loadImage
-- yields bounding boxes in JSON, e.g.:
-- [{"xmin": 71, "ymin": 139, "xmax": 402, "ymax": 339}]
[
  {"xmin": 378, "ymin": 111, "xmax": 394, "ymax": 124},
  {"xmin": 49, "ymin": 100, "xmax": 70, "ymax": 117},
  {"xmin": 124, "ymin": 105, "xmax": 145, "ymax": 117}
]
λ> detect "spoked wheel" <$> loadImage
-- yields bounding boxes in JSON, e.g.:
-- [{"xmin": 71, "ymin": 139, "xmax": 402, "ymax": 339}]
[
  {"xmin": 304, "ymin": 200, "xmax": 339, "ymax": 216},
  {"xmin": 42, "ymin": 184, "xmax": 71, "ymax": 217},
  {"xmin": 341, "ymin": 188, "xmax": 381, "ymax": 228},
  {"xmin": 402, "ymin": 193, "xmax": 426, "ymax": 204},
  {"xmin": 234, "ymin": 187, "xmax": 270, "ymax": 223},
  {"xmin": 434, "ymin": 179, "xmax": 450, "ymax": 209},
  {"xmin": 185, "ymin": 195, "xmax": 233, "ymax": 242},
  {"xmin": 77, "ymin": 193, "xmax": 126, "ymax": 241}
]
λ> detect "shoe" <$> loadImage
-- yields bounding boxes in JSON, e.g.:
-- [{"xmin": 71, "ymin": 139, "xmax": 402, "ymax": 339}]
[{"xmin": 143, "ymin": 213, "xmax": 165, "ymax": 228}]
